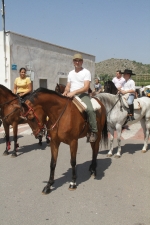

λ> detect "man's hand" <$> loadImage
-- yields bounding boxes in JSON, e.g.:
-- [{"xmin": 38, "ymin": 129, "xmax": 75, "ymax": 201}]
[
  {"xmin": 67, "ymin": 91, "xmax": 76, "ymax": 98},
  {"xmin": 62, "ymin": 91, "xmax": 68, "ymax": 96},
  {"xmin": 118, "ymin": 89, "xmax": 126, "ymax": 95},
  {"xmin": 19, "ymin": 93, "xmax": 24, "ymax": 97}
]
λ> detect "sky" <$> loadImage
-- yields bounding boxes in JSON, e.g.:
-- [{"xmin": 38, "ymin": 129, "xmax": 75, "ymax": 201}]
[{"xmin": 0, "ymin": 0, "xmax": 150, "ymax": 64}]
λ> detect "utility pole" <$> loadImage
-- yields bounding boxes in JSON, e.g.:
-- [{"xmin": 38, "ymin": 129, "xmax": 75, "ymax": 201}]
[{"xmin": 1, "ymin": 0, "xmax": 7, "ymax": 81}]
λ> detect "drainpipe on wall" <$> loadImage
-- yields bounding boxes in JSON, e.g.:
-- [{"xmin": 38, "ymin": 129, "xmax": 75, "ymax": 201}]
[{"xmin": 1, "ymin": 0, "xmax": 7, "ymax": 82}]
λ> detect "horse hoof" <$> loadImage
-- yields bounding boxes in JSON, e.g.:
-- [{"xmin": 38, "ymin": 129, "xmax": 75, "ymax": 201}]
[
  {"xmin": 141, "ymin": 150, "xmax": 147, "ymax": 153},
  {"xmin": 107, "ymin": 154, "xmax": 112, "ymax": 157},
  {"xmin": 3, "ymin": 151, "xmax": 9, "ymax": 156},
  {"xmin": 68, "ymin": 183, "xmax": 77, "ymax": 190},
  {"xmin": 38, "ymin": 142, "xmax": 42, "ymax": 146},
  {"xmin": 114, "ymin": 154, "xmax": 121, "ymax": 158},
  {"xmin": 11, "ymin": 153, "xmax": 17, "ymax": 158},
  {"xmin": 42, "ymin": 186, "xmax": 51, "ymax": 195}
]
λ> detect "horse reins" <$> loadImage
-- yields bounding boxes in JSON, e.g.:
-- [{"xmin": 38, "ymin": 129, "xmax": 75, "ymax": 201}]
[
  {"xmin": 106, "ymin": 94, "xmax": 122, "ymax": 116},
  {"xmin": 0, "ymin": 97, "xmax": 19, "ymax": 107},
  {"xmin": 0, "ymin": 96, "xmax": 20, "ymax": 120},
  {"xmin": 47, "ymin": 98, "xmax": 69, "ymax": 131}
]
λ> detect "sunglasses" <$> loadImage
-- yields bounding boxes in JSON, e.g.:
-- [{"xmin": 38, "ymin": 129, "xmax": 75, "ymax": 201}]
[{"xmin": 73, "ymin": 59, "xmax": 83, "ymax": 62}]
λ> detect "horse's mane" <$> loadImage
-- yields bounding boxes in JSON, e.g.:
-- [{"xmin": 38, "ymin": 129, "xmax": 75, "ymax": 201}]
[
  {"xmin": 29, "ymin": 87, "xmax": 67, "ymax": 102},
  {"xmin": 0, "ymin": 84, "xmax": 16, "ymax": 97},
  {"xmin": 96, "ymin": 93, "xmax": 118, "ymax": 106}
]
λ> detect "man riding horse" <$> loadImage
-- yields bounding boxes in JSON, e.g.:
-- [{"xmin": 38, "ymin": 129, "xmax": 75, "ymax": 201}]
[
  {"xmin": 63, "ymin": 53, "xmax": 97, "ymax": 142},
  {"xmin": 118, "ymin": 69, "xmax": 136, "ymax": 121}
]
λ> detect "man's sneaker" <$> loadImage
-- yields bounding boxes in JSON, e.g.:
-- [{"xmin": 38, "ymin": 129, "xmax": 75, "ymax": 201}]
[{"xmin": 89, "ymin": 132, "xmax": 97, "ymax": 142}]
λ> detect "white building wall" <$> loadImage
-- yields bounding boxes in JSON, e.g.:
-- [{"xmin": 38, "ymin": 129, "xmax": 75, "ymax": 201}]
[{"xmin": 0, "ymin": 31, "xmax": 95, "ymax": 91}]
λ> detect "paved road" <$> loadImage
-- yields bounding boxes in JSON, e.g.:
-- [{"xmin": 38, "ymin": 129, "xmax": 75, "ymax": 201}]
[{"xmin": 0, "ymin": 123, "xmax": 150, "ymax": 225}]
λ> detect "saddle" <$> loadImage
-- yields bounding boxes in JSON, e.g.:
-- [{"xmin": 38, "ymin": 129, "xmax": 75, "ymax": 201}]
[
  {"xmin": 72, "ymin": 96, "xmax": 101, "ymax": 113},
  {"xmin": 121, "ymin": 94, "xmax": 141, "ymax": 109}
]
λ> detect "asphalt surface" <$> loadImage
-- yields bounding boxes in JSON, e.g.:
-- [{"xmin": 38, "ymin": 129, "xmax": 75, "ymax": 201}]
[{"xmin": 0, "ymin": 124, "xmax": 150, "ymax": 225}]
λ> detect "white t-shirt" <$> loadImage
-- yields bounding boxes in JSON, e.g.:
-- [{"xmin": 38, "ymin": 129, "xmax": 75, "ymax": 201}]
[
  {"xmin": 121, "ymin": 79, "xmax": 135, "ymax": 91},
  {"xmin": 68, "ymin": 68, "xmax": 91, "ymax": 92},
  {"xmin": 112, "ymin": 77, "xmax": 125, "ymax": 88}
]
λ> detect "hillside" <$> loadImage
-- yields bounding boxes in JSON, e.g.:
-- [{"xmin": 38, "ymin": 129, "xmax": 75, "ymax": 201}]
[{"xmin": 95, "ymin": 58, "xmax": 150, "ymax": 76}]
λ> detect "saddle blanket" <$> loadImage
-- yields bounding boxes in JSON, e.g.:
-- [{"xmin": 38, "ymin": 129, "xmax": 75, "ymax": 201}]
[
  {"xmin": 72, "ymin": 96, "xmax": 101, "ymax": 113},
  {"xmin": 122, "ymin": 94, "xmax": 141, "ymax": 109}
]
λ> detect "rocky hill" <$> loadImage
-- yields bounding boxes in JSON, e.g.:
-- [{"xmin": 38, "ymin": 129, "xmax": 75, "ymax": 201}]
[{"xmin": 95, "ymin": 58, "xmax": 150, "ymax": 76}]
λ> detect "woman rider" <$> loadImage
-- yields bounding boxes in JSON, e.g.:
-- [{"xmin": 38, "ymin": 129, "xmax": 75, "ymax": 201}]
[{"xmin": 13, "ymin": 67, "xmax": 32, "ymax": 101}]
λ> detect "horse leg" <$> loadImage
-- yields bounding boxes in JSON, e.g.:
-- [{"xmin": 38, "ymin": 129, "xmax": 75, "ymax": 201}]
[
  {"xmin": 114, "ymin": 124, "xmax": 122, "ymax": 158},
  {"xmin": 140, "ymin": 118, "xmax": 150, "ymax": 153},
  {"xmin": 11, "ymin": 124, "xmax": 18, "ymax": 157},
  {"xmin": 89, "ymin": 135, "xmax": 101, "ymax": 177},
  {"xmin": 68, "ymin": 140, "xmax": 78, "ymax": 190},
  {"xmin": 3, "ymin": 124, "xmax": 10, "ymax": 156},
  {"xmin": 38, "ymin": 136, "xmax": 42, "ymax": 145},
  {"xmin": 107, "ymin": 127, "xmax": 114, "ymax": 157},
  {"xmin": 42, "ymin": 140, "xmax": 60, "ymax": 194}
]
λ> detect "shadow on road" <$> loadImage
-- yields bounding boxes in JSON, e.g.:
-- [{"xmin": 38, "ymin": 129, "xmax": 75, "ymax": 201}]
[
  {"xmin": 43, "ymin": 158, "xmax": 112, "ymax": 192},
  {"xmin": 99, "ymin": 143, "xmax": 144, "ymax": 156},
  {"xmin": 15, "ymin": 142, "xmax": 48, "ymax": 156}
]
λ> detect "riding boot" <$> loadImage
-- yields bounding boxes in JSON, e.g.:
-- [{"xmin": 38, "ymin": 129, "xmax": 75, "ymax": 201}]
[{"xmin": 129, "ymin": 104, "xmax": 135, "ymax": 121}]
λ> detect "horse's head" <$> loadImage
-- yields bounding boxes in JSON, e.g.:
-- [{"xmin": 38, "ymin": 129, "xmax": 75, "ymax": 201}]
[
  {"xmin": 22, "ymin": 100, "xmax": 47, "ymax": 139},
  {"xmin": 104, "ymin": 80, "xmax": 112, "ymax": 93},
  {"xmin": 55, "ymin": 83, "xmax": 66, "ymax": 94},
  {"xmin": 104, "ymin": 80, "xmax": 117, "ymax": 95}
]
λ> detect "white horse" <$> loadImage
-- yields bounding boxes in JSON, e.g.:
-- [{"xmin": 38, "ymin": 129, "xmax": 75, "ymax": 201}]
[{"xmin": 96, "ymin": 93, "xmax": 150, "ymax": 157}]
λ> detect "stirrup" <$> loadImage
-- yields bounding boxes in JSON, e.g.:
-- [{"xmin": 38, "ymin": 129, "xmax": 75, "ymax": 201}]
[{"xmin": 89, "ymin": 132, "xmax": 97, "ymax": 142}]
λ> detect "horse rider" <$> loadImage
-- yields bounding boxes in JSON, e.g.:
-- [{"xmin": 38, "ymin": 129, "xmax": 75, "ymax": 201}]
[
  {"xmin": 63, "ymin": 53, "xmax": 98, "ymax": 142},
  {"xmin": 118, "ymin": 69, "xmax": 136, "ymax": 121},
  {"xmin": 112, "ymin": 70, "xmax": 125, "ymax": 89}
]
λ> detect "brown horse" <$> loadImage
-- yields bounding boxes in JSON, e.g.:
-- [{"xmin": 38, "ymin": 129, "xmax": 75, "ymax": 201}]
[
  {"xmin": 22, "ymin": 87, "xmax": 108, "ymax": 194},
  {"xmin": 0, "ymin": 84, "xmax": 48, "ymax": 157},
  {"xmin": 0, "ymin": 84, "xmax": 26, "ymax": 157}
]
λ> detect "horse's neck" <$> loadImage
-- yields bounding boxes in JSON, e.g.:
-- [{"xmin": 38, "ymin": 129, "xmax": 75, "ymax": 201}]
[
  {"xmin": 36, "ymin": 94, "xmax": 67, "ymax": 113},
  {"xmin": 0, "ymin": 90, "xmax": 12, "ymax": 104}
]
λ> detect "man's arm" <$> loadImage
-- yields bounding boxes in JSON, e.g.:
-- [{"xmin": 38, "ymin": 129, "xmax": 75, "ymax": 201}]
[
  {"xmin": 67, "ymin": 80, "xmax": 90, "ymax": 98},
  {"xmin": 63, "ymin": 82, "xmax": 71, "ymax": 96}
]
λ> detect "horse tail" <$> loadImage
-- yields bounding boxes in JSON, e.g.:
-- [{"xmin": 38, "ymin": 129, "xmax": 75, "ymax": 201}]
[{"xmin": 102, "ymin": 117, "xmax": 108, "ymax": 147}]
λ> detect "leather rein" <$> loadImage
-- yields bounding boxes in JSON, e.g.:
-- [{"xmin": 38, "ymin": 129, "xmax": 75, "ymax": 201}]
[{"xmin": 0, "ymin": 97, "xmax": 20, "ymax": 120}]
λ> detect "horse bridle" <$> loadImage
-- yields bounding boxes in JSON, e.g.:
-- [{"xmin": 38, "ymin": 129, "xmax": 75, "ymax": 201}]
[{"xmin": 22, "ymin": 103, "xmax": 45, "ymax": 137}]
